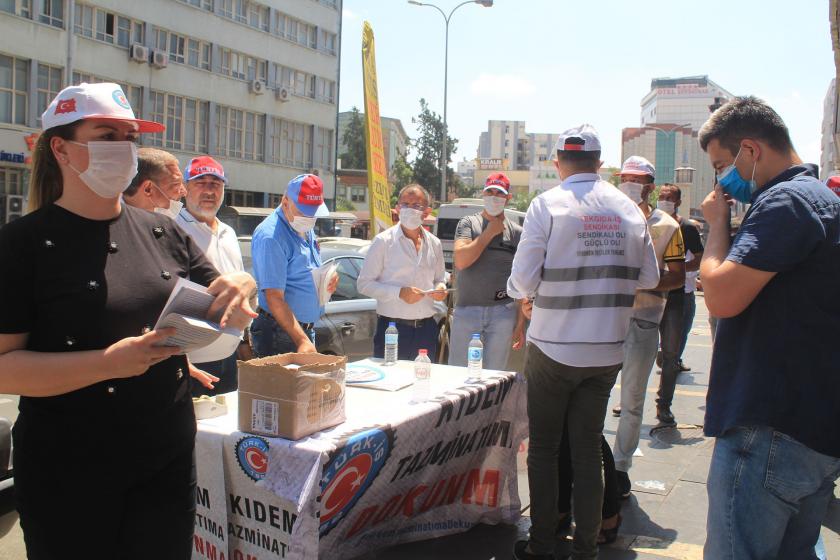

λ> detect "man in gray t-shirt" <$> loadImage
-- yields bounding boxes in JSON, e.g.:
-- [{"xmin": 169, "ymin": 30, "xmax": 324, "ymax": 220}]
[{"xmin": 449, "ymin": 173, "xmax": 524, "ymax": 370}]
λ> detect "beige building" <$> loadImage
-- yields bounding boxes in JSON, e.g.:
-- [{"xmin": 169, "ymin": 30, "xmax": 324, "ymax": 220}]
[
  {"xmin": 337, "ymin": 111, "xmax": 408, "ymax": 176},
  {"xmin": 0, "ymin": 0, "xmax": 340, "ymax": 224}
]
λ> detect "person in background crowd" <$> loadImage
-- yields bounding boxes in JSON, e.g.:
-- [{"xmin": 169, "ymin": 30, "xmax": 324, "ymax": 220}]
[
  {"xmin": 122, "ymin": 148, "xmax": 220, "ymax": 393},
  {"xmin": 508, "ymin": 125, "xmax": 659, "ymax": 560},
  {"xmin": 0, "ymin": 82, "xmax": 256, "ymax": 559},
  {"xmin": 449, "ymin": 172, "xmax": 525, "ymax": 370},
  {"xmin": 611, "ymin": 156, "xmax": 685, "ymax": 498},
  {"xmin": 654, "ymin": 183, "xmax": 704, "ymax": 401},
  {"xmin": 250, "ymin": 174, "xmax": 337, "ymax": 357},
  {"xmin": 698, "ymin": 96, "xmax": 840, "ymax": 560},
  {"xmin": 123, "ymin": 147, "xmax": 186, "ymax": 219},
  {"xmin": 358, "ymin": 184, "xmax": 447, "ymax": 361},
  {"xmin": 175, "ymin": 156, "xmax": 248, "ymax": 396}
]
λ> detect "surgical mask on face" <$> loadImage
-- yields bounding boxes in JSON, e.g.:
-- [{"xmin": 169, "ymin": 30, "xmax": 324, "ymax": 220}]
[
  {"xmin": 618, "ymin": 182, "xmax": 644, "ymax": 204},
  {"xmin": 716, "ymin": 147, "xmax": 757, "ymax": 204},
  {"xmin": 67, "ymin": 141, "xmax": 138, "ymax": 199},
  {"xmin": 483, "ymin": 195, "xmax": 507, "ymax": 216},
  {"xmin": 656, "ymin": 200, "xmax": 676, "ymax": 215},
  {"xmin": 399, "ymin": 207, "xmax": 424, "ymax": 230},
  {"xmin": 290, "ymin": 214, "xmax": 317, "ymax": 234},
  {"xmin": 151, "ymin": 183, "xmax": 183, "ymax": 219}
]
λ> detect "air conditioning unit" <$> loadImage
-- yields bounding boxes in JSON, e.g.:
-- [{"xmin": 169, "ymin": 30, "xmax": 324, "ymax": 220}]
[
  {"xmin": 151, "ymin": 49, "xmax": 168, "ymax": 68},
  {"xmin": 129, "ymin": 44, "xmax": 149, "ymax": 64},
  {"xmin": 275, "ymin": 87, "xmax": 290, "ymax": 102},
  {"xmin": 5, "ymin": 195, "xmax": 24, "ymax": 223},
  {"xmin": 249, "ymin": 79, "xmax": 266, "ymax": 95}
]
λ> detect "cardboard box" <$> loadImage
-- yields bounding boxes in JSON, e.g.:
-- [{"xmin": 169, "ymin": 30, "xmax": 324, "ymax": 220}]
[{"xmin": 238, "ymin": 353, "xmax": 346, "ymax": 440}]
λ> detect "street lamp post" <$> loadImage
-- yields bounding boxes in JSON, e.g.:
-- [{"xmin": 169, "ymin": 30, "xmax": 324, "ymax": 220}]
[{"xmin": 408, "ymin": 0, "xmax": 493, "ymax": 204}]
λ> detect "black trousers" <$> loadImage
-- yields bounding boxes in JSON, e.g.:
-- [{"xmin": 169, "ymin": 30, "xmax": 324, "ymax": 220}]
[
  {"xmin": 14, "ymin": 421, "xmax": 196, "ymax": 560},
  {"xmin": 557, "ymin": 424, "xmax": 621, "ymax": 520}
]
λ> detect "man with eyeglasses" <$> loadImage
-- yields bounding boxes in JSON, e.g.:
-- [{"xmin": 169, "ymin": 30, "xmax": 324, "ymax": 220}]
[
  {"xmin": 449, "ymin": 173, "xmax": 525, "ymax": 370},
  {"xmin": 358, "ymin": 184, "xmax": 447, "ymax": 361},
  {"xmin": 175, "ymin": 156, "xmax": 247, "ymax": 396}
]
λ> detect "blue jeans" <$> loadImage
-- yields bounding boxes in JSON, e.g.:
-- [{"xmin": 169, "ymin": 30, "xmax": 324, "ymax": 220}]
[
  {"xmin": 613, "ymin": 317, "xmax": 659, "ymax": 472},
  {"xmin": 373, "ymin": 315, "xmax": 439, "ymax": 363},
  {"xmin": 250, "ymin": 312, "xmax": 315, "ymax": 358},
  {"xmin": 448, "ymin": 302, "xmax": 517, "ymax": 370},
  {"xmin": 678, "ymin": 291, "xmax": 696, "ymax": 360},
  {"xmin": 705, "ymin": 426, "xmax": 840, "ymax": 560}
]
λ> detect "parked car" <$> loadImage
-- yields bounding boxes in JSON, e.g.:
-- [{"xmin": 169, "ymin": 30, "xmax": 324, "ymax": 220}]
[
  {"xmin": 0, "ymin": 394, "xmax": 18, "ymax": 483},
  {"xmin": 246, "ymin": 239, "xmax": 450, "ymax": 363}
]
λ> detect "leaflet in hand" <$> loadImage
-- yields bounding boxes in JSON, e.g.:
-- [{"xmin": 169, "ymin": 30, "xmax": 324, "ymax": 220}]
[
  {"xmin": 312, "ymin": 262, "xmax": 339, "ymax": 306},
  {"xmin": 154, "ymin": 277, "xmax": 240, "ymax": 354}
]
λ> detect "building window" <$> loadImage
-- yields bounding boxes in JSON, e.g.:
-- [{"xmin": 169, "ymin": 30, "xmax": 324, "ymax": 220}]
[
  {"xmin": 75, "ymin": 5, "xmax": 143, "ymax": 48},
  {"xmin": 220, "ymin": 48, "xmax": 265, "ymax": 82},
  {"xmin": 275, "ymin": 12, "xmax": 317, "ymax": 49},
  {"xmin": 319, "ymin": 29, "xmax": 337, "ymax": 55},
  {"xmin": 350, "ymin": 186, "xmax": 365, "ymax": 203},
  {"xmin": 187, "ymin": 39, "xmax": 211, "ymax": 70},
  {"xmin": 179, "ymin": 0, "xmax": 213, "ymax": 10},
  {"xmin": 220, "ymin": 0, "xmax": 267, "ymax": 29},
  {"xmin": 148, "ymin": 91, "xmax": 208, "ymax": 152},
  {"xmin": 0, "ymin": 54, "xmax": 29, "ymax": 125},
  {"xmin": 315, "ymin": 127, "xmax": 333, "ymax": 171},
  {"xmin": 247, "ymin": 1, "xmax": 269, "ymax": 31},
  {"xmin": 315, "ymin": 77, "xmax": 335, "ymax": 104},
  {"xmin": 216, "ymin": 105, "xmax": 263, "ymax": 161},
  {"xmin": 39, "ymin": 0, "xmax": 62, "ymax": 27},
  {"xmin": 224, "ymin": 189, "xmax": 262, "ymax": 207},
  {"xmin": 0, "ymin": 0, "xmax": 32, "ymax": 18},
  {"xmin": 36, "ymin": 63, "xmax": 62, "ymax": 125},
  {"xmin": 154, "ymin": 28, "xmax": 209, "ymax": 70},
  {"xmin": 270, "ymin": 117, "xmax": 312, "ymax": 169},
  {"xmin": 0, "ymin": 167, "xmax": 25, "ymax": 196}
]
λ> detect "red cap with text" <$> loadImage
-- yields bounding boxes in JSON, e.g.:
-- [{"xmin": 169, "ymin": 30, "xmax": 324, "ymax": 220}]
[
  {"xmin": 184, "ymin": 156, "xmax": 228, "ymax": 183},
  {"xmin": 286, "ymin": 174, "xmax": 329, "ymax": 217},
  {"xmin": 483, "ymin": 173, "xmax": 510, "ymax": 195}
]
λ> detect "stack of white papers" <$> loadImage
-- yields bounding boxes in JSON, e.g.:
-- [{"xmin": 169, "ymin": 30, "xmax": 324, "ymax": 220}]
[
  {"xmin": 312, "ymin": 262, "xmax": 339, "ymax": 306},
  {"xmin": 154, "ymin": 278, "xmax": 241, "ymax": 354}
]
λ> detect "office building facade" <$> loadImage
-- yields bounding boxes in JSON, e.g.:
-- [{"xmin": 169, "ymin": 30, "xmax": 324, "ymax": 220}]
[{"xmin": 0, "ymin": 0, "xmax": 340, "ymax": 224}]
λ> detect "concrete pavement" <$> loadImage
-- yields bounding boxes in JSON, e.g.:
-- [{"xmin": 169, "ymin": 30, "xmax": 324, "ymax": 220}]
[{"xmin": 0, "ymin": 295, "xmax": 837, "ymax": 559}]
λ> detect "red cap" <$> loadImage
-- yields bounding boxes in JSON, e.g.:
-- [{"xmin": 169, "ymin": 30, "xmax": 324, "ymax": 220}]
[
  {"xmin": 184, "ymin": 156, "xmax": 227, "ymax": 183},
  {"xmin": 827, "ymin": 176, "xmax": 840, "ymax": 197},
  {"xmin": 484, "ymin": 173, "xmax": 510, "ymax": 195}
]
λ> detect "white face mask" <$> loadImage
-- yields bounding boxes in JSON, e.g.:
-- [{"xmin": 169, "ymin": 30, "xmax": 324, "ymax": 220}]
[
  {"xmin": 656, "ymin": 200, "xmax": 676, "ymax": 215},
  {"xmin": 483, "ymin": 195, "xmax": 507, "ymax": 216},
  {"xmin": 68, "ymin": 141, "xmax": 138, "ymax": 199},
  {"xmin": 151, "ymin": 182, "xmax": 184, "ymax": 219},
  {"xmin": 290, "ymin": 214, "xmax": 317, "ymax": 234},
  {"xmin": 618, "ymin": 182, "xmax": 644, "ymax": 204},
  {"xmin": 399, "ymin": 207, "xmax": 424, "ymax": 230}
]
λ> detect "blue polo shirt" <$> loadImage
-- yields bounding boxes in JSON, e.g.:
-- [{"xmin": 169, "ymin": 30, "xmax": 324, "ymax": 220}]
[
  {"xmin": 251, "ymin": 208, "xmax": 323, "ymax": 324},
  {"xmin": 705, "ymin": 164, "xmax": 840, "ymax": 457}
]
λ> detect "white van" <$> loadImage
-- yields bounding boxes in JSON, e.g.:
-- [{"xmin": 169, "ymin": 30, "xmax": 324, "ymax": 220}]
[{"xmin": 435, "ymin": 198, "xmax": 526, "ymax": 270}]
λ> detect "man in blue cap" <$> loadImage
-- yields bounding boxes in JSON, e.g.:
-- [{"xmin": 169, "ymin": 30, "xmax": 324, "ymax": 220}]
[{"xmin": 250, "ymin": 174, "xmax": 336, "ymax": 356}]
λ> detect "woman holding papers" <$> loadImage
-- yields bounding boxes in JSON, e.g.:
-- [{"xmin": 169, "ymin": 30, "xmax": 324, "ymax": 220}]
[{"xmin": 0, "ymin": 83, "xmax": 256, "ymax": 559}]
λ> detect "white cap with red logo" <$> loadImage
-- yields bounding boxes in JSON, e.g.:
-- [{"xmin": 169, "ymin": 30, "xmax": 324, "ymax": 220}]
[{"xmin": 41, "ymin": 82, "xmax": 164, "ymax": 133}]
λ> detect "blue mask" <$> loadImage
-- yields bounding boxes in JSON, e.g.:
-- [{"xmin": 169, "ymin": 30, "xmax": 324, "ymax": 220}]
[{"xmin": 716, "ymin": 147, "xmax": 757, "ymax": 204}]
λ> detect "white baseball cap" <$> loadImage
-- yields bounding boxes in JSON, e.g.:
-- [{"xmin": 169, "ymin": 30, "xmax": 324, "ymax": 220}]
[
  {"xmin": 619, "ymin": 156, "xmax": 656, "ymax": 178},
  {"xmin": 41, "ymin": 82, "xmax": 164, "ymax": 133},
  {"xmin": 554, "ymin": 124, "xmax": 602, "ymax": 153}
]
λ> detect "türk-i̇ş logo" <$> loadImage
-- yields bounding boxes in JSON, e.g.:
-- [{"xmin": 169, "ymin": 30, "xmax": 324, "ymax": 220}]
[{"xmin": 236, "ymin": 436, "xmax": 269, "ymax": 482}]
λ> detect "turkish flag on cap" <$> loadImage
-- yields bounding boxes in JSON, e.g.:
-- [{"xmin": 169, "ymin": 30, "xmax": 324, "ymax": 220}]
[{"xmin": 297, "ymin": 175, "xmax": 324, "ymax": 205}]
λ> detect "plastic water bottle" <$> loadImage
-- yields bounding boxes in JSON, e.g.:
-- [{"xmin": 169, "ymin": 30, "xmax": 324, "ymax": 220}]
[
  {"xmin": 413, "ymin": 349, "xmax": 432, "ymax": 403},
  {"xmin": 384, "ymin": 322, "xmax": 398, "ymax": 365},
  {"xmin": 468, "ymin": 333, "xmax": 483, "ymax": 380}
]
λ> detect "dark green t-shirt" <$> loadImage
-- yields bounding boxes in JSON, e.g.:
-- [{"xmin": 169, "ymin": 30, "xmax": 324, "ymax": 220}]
[{"xmin": 454, "ymin": 213, "xmax": 522, "ymax": 307}]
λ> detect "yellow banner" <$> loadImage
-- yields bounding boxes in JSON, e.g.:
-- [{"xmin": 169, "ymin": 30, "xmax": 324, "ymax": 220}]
[{"xmin": 361, "ymin": 21, "xmax": 392, "ymax": 238}]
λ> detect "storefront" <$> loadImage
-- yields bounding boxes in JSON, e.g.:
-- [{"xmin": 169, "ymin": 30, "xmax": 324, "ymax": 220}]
[{"xmin": 0, "ymin": 127, "xmax": 37, "ymax": 224}]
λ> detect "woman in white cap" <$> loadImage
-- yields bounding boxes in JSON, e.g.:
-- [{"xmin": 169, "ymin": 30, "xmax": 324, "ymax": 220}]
[{"xmin": 0, "ymin": 83, "xmax": 256, "ymax": 559}]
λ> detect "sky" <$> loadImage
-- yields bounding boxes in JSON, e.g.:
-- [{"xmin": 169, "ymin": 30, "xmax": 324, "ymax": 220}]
[{"xmin": 337, "ymin": 0, "xmax": 835, "ymax": 169}]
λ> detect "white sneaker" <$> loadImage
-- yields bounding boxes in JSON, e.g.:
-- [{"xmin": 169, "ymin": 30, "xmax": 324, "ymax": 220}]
[{"xmin": 193, "ymin": 395, "xmax": 228, "ymax": 420}]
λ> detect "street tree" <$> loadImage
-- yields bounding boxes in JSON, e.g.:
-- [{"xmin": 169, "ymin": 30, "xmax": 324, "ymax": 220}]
[
  {"xmin": 340, "ymin": 106, "xmax": 367, "ymax": 170},
  {"xmin": 411, "ymin": 98, "xmax": 458, "ymax": 202},
  {"xmin": 390, "ymin": 149, "xmax": 414, "ymax": 206}
]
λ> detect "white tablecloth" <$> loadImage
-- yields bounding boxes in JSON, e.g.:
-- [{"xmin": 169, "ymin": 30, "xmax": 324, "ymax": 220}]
[{"xmin": 192, "ymin": 360, "xmax": 528, "ymax": 560}]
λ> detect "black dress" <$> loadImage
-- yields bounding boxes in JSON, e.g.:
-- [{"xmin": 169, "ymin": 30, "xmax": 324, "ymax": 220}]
[{"xmin": 0, "ymin": 203, "xmax": 219, "ymax": 559}]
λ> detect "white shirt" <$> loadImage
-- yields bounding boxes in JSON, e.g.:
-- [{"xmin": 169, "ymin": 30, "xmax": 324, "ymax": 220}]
[
  {"xmin": 357, "ymin": 224, "xmax": 446, "ymax": 320},
  {"xmin": 175, "ymin": 208, "xmax": 244, "ymax": 274},
  {"xmin": 507, "ymin": 173, "xmax": 659, "ymax": 367},
  {"xmin": 175, "ymin": 208, "xmax": 245, "ymax": 363}
]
